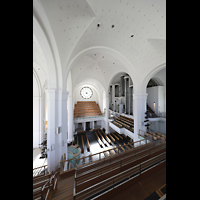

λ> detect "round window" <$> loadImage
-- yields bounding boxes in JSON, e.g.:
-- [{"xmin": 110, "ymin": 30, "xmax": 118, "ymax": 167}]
[{"xmin": 80, "ymin": 87, "xmax": 93, "ymax": 99}]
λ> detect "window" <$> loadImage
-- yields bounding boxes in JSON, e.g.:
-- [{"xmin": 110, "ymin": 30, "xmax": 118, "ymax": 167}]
[{"xmin": 80, "ymin": 87, "xmax": 93, "ymax": 99}]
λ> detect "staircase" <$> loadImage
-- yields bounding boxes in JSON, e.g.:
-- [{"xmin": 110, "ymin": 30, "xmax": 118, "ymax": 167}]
[
  {"xmin": 147, "ymin": 104, "xmax": 158, "ymax": 117},
  {"xmin": 51, "ymin": 174, "xmax": 74, "ymax": 200},
  {"xmin": 74, "ymin": 101, "xmax": 102, "ymax": 118}
]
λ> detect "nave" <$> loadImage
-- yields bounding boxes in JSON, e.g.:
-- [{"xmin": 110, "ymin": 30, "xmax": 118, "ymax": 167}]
[
  {"xmin": 33, "ymin": 129, "xmax": 166, "ymax": 200},
  {"xmin": 62, "ymin": 128, "xmax": 149, "ymax": 170}
]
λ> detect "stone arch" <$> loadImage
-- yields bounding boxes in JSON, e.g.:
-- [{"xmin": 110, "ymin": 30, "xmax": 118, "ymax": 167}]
[
  {"xmin": 33, "ymin": 5, "xmax": 63, "ymax": 90},
  {"xmin": 141, "ymin": 63, "xmax": 166, "ymax": 94}
]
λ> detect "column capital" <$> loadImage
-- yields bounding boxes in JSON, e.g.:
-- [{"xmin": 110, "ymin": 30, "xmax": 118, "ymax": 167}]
[
  {"xmin": 58, "ymin": 89, "xmax": 69, "ymax": 101},
  {"xmin": 133, "ymin": 93, "xmax": 148, "ymax": 100},
  {"xmin": 45, "ymin": 89, "xmax": 57, "ymax": 101}
]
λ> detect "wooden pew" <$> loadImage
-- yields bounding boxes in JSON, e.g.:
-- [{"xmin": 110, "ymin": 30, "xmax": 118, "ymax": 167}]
[
  {"xmin": 111, "ymin": 132, "xmax": 119, "ymax": 141},
  {"xmin": 124, "ymin": 143, "xmax": 130, "ymax": 150},
  {"xmin": 81, "ymin": 135, "xmax": 84, "ymax": 153},
  {"xmin": 115, "ymin": 132, "xmax": 123, "ymax": 140},
  {"xmin": 85, "ymin": 133, "xmax": 90, "ymax": 151},
  {"xmin": 119, "ymin": 144, "xmax": 125, "ymax": 152},
  {"xmin": 98, "ymin": 130, "xmax": 108, "ymax": 147},
  {"xmin": 95, "ymin": 132, "xmax": 103, "ymax": 148},
  {"xmin": 107, "ymin": 133, "xmax": 116, "ymax": 144},
  {"xmin": 102, "ymin": 131, "xmax": 112, "ymax": 145},
  {"xmin": 77, "ymin": 135, "xmax": 79, "ymax": 146},
  {"xmin": 127, "ymin": 142, "xmax": 134, "ymax": 148}
]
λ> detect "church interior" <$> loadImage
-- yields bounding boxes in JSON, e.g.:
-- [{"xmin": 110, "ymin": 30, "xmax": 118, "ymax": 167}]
[{"xmin": 33, "ymin": 0, "xmax": 166, "ymax": 199}]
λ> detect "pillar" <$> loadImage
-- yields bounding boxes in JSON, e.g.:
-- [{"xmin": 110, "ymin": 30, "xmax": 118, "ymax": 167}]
[
  {"xmin": 45, "ymin": 89, "xmax": 68, "ymax": 173},
  {"xmin": 112, "ymin": 84, "xmax": 115, "ymax": 111},
  {"xmin": 45, "ymin": 89, "xmax": 57, "ymax": 172},
  {"xmin": 67, "ymin": 94, "xmax": 73, "ymax": 143},
  {"xmin": 133, "ymin": 93, "xmax": 148, "ymax": 141},
  {"xmin": 59, "ymin": 90, "xmax": 68, "ymax": 159},
  {"xmin": 105, "ymin": 95, "xmax": 110, "ymax": 133}
]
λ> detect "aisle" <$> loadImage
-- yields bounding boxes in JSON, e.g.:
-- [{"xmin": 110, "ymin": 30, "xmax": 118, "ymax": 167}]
[{"xmin": 33, "ymin": 147, "xmax": 47, "ymax": 169}]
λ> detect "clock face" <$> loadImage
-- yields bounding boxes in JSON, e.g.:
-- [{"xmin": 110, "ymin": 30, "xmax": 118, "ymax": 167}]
[{"xmin": 80, "ymin": 87, "xmax": 93, "ymax": 99}]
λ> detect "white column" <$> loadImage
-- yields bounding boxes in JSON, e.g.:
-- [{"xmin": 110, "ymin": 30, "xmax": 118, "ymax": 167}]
[
  {"xmin": 105, "ymin": 95, "xmax": 110, "ymax": 133},
  {"xmin": 67, "ymin": 93, "xmax": 73, "ymax": 143},
  {"xmin": 59, "ymin": 90, "xmax": 68, "ymax": 159},
  {"xmin": 133, "ymin": 93, "xmax": 148, "ymax": 141},
  {"xmin": 112, "ymin": 84, "xmax": 115, "ymax": 111},
  {"xmin": 45, "ymin": 89, "xmax": 57, "ymax": 172},
  {"xmin": 83, "ymin": 122, "xmax": 86, "ymax": 131}
]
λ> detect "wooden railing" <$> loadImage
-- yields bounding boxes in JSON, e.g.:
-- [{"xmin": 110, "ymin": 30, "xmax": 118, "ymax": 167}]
[
  {"xmin": 73, "ymin": 151, "xmax": 166, "ymax": 199},
  {"xmin": 33, "ymin": 165, "xmax": 48, "ymax": 177},
  {"xmin": 60, "ymin": 133, "xmax": 166, "ymax": 174}
]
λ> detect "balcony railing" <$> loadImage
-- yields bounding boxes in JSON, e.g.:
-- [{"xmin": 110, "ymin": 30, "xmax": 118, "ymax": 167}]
[{"xmin": 74, "ymin": 114, "xmax": 105, "ymax": 120}]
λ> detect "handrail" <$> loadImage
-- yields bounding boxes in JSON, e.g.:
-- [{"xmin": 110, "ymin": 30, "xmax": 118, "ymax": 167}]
[
  {"xmin": 41, "ymin": 179, "xmax": 51, "ymax": 200},
  {"xmin": 74, "ymin": 152, "xmax": 166, "ymax": 199},
  {"xmin": 60, "ymin": 138, "xmax": 146, "ymax": 164},
  {"xmin": 33, "ymin": 165, "xmax": 48, "ymax": 170},
  {"xmin": 41, "ymin": 171, "xmax": 58, "ymax": 200},
  {"xmin": 61, "ymin": 130, "xmax": 166, "ymax": 172},
  {"xmin": 52, "ymin": 171, "xmax": 59, "ymax": 191},
  {"xmin": 33, "ymin": 165, "xmax": 48, "ymax": 177}
]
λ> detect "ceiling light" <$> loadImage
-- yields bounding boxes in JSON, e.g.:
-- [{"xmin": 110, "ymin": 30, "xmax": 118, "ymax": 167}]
[
  {"xmin": 112, "ymin": 25, "xmax": 115, "ymax": 28},
  {"xmin": 131, "ymin": 35, "xmax": 134, "ymax": 37}
]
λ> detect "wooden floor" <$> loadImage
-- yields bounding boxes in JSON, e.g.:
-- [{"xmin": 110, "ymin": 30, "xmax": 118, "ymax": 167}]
[
  {"xmin": 51, "ymin": 175, "xmax": 74, "ymax": 200},
  {"xmin": 109, "ymin": 166, "xmax": 166, "ymax": 200}
]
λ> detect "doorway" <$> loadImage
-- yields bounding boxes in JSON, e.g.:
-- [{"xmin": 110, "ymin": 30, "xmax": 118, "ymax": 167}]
[{"xmin": 86, "ymin": 122, "xmax": 90, "ymax": 131}]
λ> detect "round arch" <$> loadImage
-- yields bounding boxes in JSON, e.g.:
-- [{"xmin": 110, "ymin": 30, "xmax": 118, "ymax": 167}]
[
  {"xmin": 141, "ymin": 63, "xmax": 166, "ymax": 94},
  {"xmin": 33, "ymin": 5, "xmax": 63, "ymax": 90},
  {"xmin": 64, "ymin": 46, "xmax": 138, "ymax": 91}
]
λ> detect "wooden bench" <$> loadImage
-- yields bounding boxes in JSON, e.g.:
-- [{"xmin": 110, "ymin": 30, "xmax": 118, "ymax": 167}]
[
  {"xmin": 111, "ymin": 132, "xmax": 119, "ymax": 141},
  {"xmin": 85, "ymin": 133, "xmax": 90, "ymax": 151},
  {"xmin": 98, "ymin": 130, "xmax": 108, "ymax": 147},
  {"xmin": 102, "ymin": 131, "xmax": 112, "ymax": 145},
  {"xmin": 115, "ymin": 132, "xmax": 123, "ymax": 140},
  {"xmin": 95, "ymin": 132, "xmax": 103, "ymax": 148},
  {"xmin": 81, "ymin": 135, "xmax": 84, "ymax": 153},
  {"xmin": 107, "ymin": 133, "xmax": 116, "ymax": 143},
  {"xmin": 75, "ymin": 143, "xmax": 166, "ymax": 196}
]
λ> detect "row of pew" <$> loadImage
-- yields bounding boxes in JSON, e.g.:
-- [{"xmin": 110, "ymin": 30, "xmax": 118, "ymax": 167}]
[
  {"xmin": 94, "ymin": 130, "xmax": 133, "ymax": 156},
  {"xmin": 144, "ymin": 132, "xmax": 166, "ymax": 142},
  {"xmin": 74, "ymin": 101, "xmax": 102, "ymax": 118},
  {"xmin": 33, "ymin": 171, "xmax": 59, "ymax": 200},
  {"xmin": 112, "ymin": 116, "xmax": 134, "ymax": 132},
  {"xmin": 76, "ymin": 132, "xmax": 90, "ymax": 153},
  {"xmin": 74, "ymin": 141, "xmax": 166, "ymax": 200},
  {"xmin": 72, "ymin": 129, "xmax": 136, "ymax": 169}
]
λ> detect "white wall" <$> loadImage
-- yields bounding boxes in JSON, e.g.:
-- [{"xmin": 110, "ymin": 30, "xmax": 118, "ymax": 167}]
[
  {"xmin": 33, "ymin": 97, "xmax": 40, "ymax": 148},
  {"xmin": 147, "ymin": 86, "xmax": 165, "ymax": 116},
  {"xmin": 74, "ymin": 85, "xmax": 99, "ymax": 104},
  {"xmin": 147, "ymin": 86, "xmax": 158, "ymax": 114}
]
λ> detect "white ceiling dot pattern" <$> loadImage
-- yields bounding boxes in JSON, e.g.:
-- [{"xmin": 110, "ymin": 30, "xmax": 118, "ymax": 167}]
[{"xmin": 34, "ymin": 0, "xmax": 166, "ymax": 92}]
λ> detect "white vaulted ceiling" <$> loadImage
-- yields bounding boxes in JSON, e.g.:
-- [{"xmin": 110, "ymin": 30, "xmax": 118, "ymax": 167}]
[{"xmin": 33, "ymin": 0, "xmax": 166, "ymax": 91}]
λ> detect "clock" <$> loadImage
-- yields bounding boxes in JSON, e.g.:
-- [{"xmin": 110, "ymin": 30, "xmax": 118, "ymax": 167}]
[{"xmin": 80, "ymin": 87, "xmax": 93, "ymax": 99}]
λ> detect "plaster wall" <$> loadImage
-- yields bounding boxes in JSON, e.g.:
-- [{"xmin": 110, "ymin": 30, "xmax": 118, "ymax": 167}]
[{"xmin": 74, "ymin": 85, "xmax": 99, "ymax": 104}]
